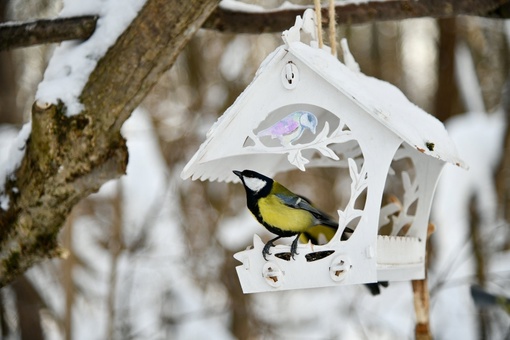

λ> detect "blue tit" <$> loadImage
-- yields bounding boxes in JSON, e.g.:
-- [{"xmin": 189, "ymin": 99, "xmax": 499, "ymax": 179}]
[
  {"xmin": 256, "ymin": 111, "xmax": 318, "ymax": 146},
  {"xmin": 233, "ymin": 169, "xmax": 351, "ymax": 260}
]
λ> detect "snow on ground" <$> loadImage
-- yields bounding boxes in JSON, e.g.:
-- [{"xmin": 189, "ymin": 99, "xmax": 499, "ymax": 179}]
[{"xmin": 36, "ymin": 0, "xmax": 146, "ymax": 115}]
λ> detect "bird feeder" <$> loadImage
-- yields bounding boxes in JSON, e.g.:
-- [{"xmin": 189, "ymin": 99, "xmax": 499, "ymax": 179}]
[{"xmin": 181, "ymin": 9, "xmax": 465, "ymax": 293}]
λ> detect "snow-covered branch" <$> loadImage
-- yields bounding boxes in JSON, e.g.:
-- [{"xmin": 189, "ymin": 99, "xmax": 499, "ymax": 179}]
[
  {"xmin": 205, "ymin": 0, "xmax": 510, "ymax": 33},
  {"xmin": 1, "ymin": 0, "xmax": 509, "ymax": 50}
]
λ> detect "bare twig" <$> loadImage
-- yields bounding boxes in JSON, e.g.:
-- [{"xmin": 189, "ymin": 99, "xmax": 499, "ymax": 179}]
[{"xmin": 0, "ymin": 16, "xmax": 97, "ymax": 51}]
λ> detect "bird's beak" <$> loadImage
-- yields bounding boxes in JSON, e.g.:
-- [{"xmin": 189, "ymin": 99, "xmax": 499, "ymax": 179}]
[{"xmin": 233, "ymin": 170, "xmax": 242, "ymax": 178}]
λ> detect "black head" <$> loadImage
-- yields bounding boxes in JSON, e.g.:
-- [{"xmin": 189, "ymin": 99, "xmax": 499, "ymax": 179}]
[{"xmin": 233, "ymin": 170, "xmax": 273, "ymax": 197}]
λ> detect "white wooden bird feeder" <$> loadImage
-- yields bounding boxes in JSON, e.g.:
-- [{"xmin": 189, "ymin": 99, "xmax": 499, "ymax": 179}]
[{"xmin": 181, "ymin": 9, "xmax": 465, "ymax": 293}]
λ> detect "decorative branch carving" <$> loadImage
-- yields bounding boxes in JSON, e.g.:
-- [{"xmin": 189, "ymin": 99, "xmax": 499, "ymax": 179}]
[
  {"xmin": 247, "ymin": 121, "xmax": 354, "ymax": 171},
  {"xmin": 1, "ymin": 0, "xmax": 509, "ymax": 51},
  {"xmin": 379, "ymin": 170, "xmax": 419, "ymax": 236},
  {"xmin": 390, "ymin": 171, "xmax": 419, "ymax": 236},
  {"xmin": 337, "ymin": 158, "xmax": 368, "ymax": 236}
]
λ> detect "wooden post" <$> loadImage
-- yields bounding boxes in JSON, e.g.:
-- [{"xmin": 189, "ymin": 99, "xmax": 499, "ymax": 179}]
[{"xmin": 412, "ymin": 223, "xmax": 435, "ymax": 340}]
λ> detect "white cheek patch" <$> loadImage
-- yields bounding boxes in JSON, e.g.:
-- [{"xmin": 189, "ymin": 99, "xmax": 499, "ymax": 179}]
[{"xmin": 244, "ymin": 177, "xmax": 266, "ymax": 193}]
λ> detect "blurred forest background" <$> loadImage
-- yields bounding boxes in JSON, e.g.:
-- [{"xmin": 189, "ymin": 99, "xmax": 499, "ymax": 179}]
[{"xmin": 1, "ymin": 0, "xmax": 510, "ymax": 339}]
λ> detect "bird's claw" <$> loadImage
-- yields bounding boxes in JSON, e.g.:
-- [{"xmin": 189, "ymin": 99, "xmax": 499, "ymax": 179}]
[
  {"xmin": 290, "ymin": 235, "xmax": 299, "ymax": 260},
  {"xmin": 262, "ymin": 236, "xmax": 300, "ymax": 261},
  {"xmin": 262, "ymin": 241, "xmax": 274, "ymax": 261}
]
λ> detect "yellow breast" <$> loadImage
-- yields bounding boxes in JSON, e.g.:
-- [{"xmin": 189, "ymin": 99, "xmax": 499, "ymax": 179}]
[{"xmin": 258, "ymin": 195, "xmax": 314, "ymax": 232}]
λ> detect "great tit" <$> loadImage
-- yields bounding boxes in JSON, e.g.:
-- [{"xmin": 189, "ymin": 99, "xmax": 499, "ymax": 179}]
[
  {"xmin": 233, "ymin": 169, "xmax": 351, "ymax": 260},
  {"xmin": 233, "ymin": 169, "xmax": 388, "ymax": 296}
]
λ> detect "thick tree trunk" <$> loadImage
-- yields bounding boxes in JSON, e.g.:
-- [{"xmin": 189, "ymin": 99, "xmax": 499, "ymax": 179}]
[{"xmin": 0, "ymin": 0, "xmax": 219, "ymax": 286}]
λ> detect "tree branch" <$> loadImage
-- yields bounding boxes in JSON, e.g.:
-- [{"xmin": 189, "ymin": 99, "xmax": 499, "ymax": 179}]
[
  {"xmin": 1, "ymin": 0, "xmax": 509, "ymax": 51},
  {"xmin": 0, "ymin": 0, "xmax": 220, "ymax": 286},
  {"xmin": 0, "ymin": 16, "xmax": 97, "ymax": 51},
  {"xmin": 204, "ymin": 0, "xmax": 510, "ymax": 33}
]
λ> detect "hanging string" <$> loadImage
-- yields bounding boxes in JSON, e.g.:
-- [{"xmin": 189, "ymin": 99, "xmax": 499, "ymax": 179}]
[
  {"xmin": 314, "ymin": 0, "xmax": 323, "ymax": 48},
  {"xmin": 328, "ymin": 0, "xmax": 337, "ymax": 56},
  {"xmin": 314, "ymin": 0, "xmax": 337, "ymax": 56}
]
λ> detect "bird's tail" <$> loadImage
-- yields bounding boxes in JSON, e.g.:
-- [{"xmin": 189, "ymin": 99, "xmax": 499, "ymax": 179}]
[
  {"xmin": 319, "ymin": 218, "xmax": 338, "ymax": 229},
  {"xmin": 300, "ymin": 221, "xmax": 355, "ymax": 245},
  {"xmin": 319, "ymin": 217, "xmax": 354, "ymax": 241},
  {"xmin": 364, "ymin": 281, "xmax": 389, "ymax": 295},
  {"xmin": 300, "ymin": 225, "xmax": 336, "ymax": 245}
]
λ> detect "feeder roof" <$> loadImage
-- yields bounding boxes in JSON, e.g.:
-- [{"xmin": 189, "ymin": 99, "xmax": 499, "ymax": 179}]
[
  {"xmin": 181, "ymin": 41, "xmax": 466, "ymax": 183},
  {"xmin": 286, "ymin": 42, "xmax": 466, "ymax": 169}
]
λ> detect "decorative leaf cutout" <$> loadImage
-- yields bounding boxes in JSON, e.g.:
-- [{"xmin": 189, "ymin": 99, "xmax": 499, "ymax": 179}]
[
  {"xmin": 287, "ymin": 150, "xmax": 309, "ymax": 171},
  {"xmin": 316, "ymin": 145, "xmax": 340, "ymax": 160},
  {"xmin": 378, "ymin": 201, "xmax": 401, "ymax": 227},
  {"xmin": 387, "ymin": 170, "xmax": 419, "ymax": 236}
]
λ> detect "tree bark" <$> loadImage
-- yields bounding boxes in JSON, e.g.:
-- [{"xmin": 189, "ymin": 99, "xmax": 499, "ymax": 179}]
[
  {"xmin": 0, "ymin": 16, "xmax": 97, "ymax": 51},
  {"xmin": 12, "ymin": 276, "xmax": 45, "ymax": 340},
  {"xmin": 434, "ymin": 18, "xmax": 462, "ymax": 121},
  {"xmin": 204, "ymin": 0, "xmax": 510, "ymax": 33},
  {"xmin": 0, "ymin": 0, "xmax": 219, "ymax": 287},
  {"xmin": 0, "ymin": 1, "xmax": 19, "ymax": 124}
]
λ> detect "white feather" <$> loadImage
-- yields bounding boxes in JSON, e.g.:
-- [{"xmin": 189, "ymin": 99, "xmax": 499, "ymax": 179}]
[{"xmin": 244, "ymin": 177, "xmax": 266, "ymax": 193}]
